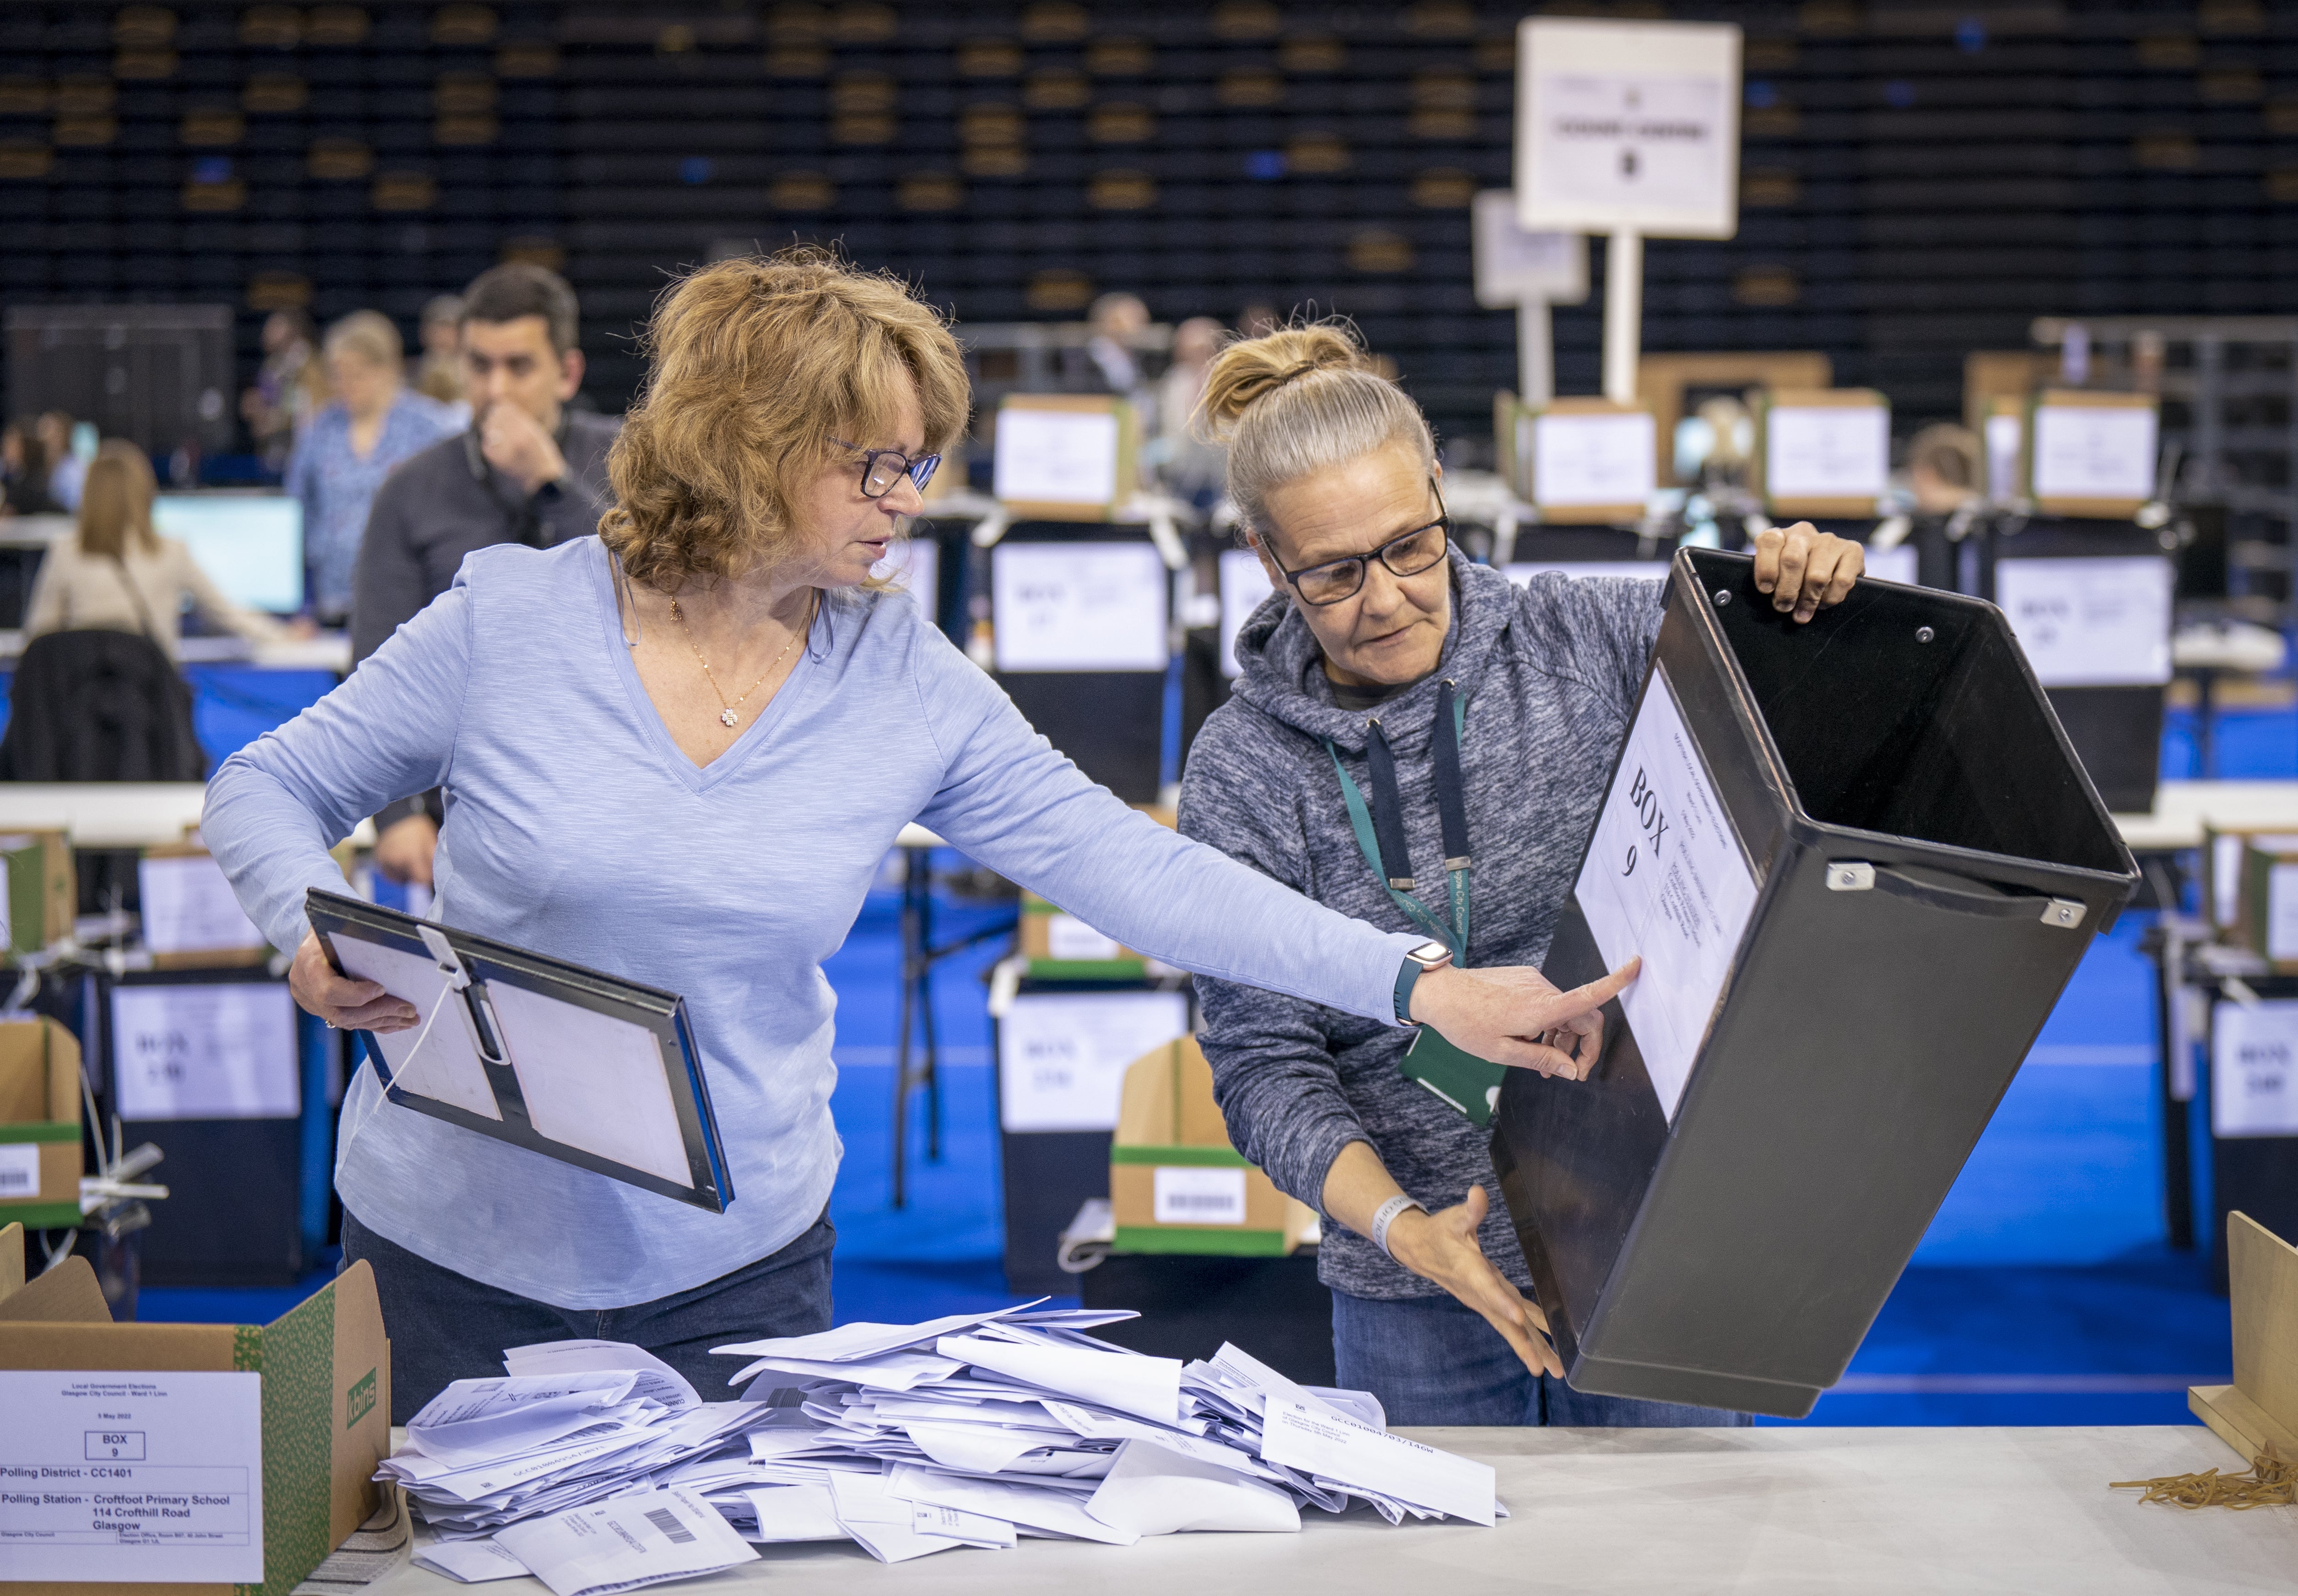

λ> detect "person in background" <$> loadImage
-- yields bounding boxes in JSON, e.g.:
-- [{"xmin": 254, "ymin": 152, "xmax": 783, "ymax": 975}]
[
  {"xmin": 1237, "ymin": 301, "xmax": 1280, "ymax": 340},
  {"xmin": 241, "ymin": 307, "xmax": 323, "ymax": 470},
  {"xmin": 1906, "ymin": 422, "xmax": 1982, "ymax": 515},
  {"xmin": 24, "ymin": 441, "xmax": 287, "ymax": 659},
  {"xmin": 1069, "ymin": 291, "xmax": 1153, "ymax": 410},
  {"xmin": 1152, "ymin": 316, "xmax": 1227, "ymax": 509},
  {"xmin": 38, "ymin": 412, "xmax": 85, "ymax": 511},
  {"xmin": 1179, "ymin": 323, "xmax": 1865, "ymax": 1427},
  {"xmin": 352, "ymin": 263, "xmax": 617, "ymax": 892},
  {"xmin": 285, "ymin": 310, "xmax": 459, "ymax": 625},
  {"xmin": 0, "ymin": 418, "xmax": 59, "ymax": 516},
  {"xmin": 412, "ymin": 294, "xmax": 469, "ymax": 414}
]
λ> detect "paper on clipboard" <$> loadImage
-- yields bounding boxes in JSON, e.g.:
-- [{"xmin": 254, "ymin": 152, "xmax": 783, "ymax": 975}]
[
  {"xmin": 333, "ymin": 938, "xmax": 502, "ymax": 1120},
  {"xmin": 1571, "ymin": 662, "xmax": 1758, "ymax": 1120}
]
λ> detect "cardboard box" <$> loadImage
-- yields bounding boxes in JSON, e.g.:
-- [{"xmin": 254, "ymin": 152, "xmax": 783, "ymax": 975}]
[
  {"xmin": 0, "ymin": 1019, "xmax": 82, "ymax": 1232},
  {"xmin": 137, "ymin": 846, "xmax": 271, "ymax": 970},
  {"xmin": 2238, "ymin": 836, "xmax": 2298, "ymax": 970},
  {"xmin": 2206, "ymin": 826, "xmax": 2298, "ymax": 941},
  {"xmin": 0, "ymin": 1224, "xmax": 391, "ymax": 1596},
  {"xmin": 1110, "ymin": 1035, "xmax": 1316, "ymax": 1257},
  {"xmin": 0, "ymin": 833, "xmax": 74, "ymax": 958},
  {"xmin": 1018, "ymin": 805, "xmax": 1175, "ymax": 977}
]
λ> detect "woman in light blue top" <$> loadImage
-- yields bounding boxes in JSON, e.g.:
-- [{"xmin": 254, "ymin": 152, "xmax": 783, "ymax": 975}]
[
  {"xmin": 282, "ymin": 310, "xmax": 459, "ymax": 622},
  {"xmin": 203, "ymin": 250, "xmax": 1634, "ymax": 1418}
]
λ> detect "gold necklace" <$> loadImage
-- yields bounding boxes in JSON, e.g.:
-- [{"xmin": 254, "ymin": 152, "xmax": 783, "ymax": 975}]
[{"xmin": 669, "ymin": 591, "xmax": 816, "ymax": 728}]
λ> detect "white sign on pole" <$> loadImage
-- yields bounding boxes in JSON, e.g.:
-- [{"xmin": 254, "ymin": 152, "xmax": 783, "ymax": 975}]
[
  {"xmin": 1516, "ymin": 20, "xmax": 1742, "ymax": 239},
  {"xmin": 110, "ymin": 981, "xmax": 301, "ymax": 1121},
  {"xmin": 1473, "ymin": 191, "xmax": 1587, "ymax": 308},
  {"xmin": 1218, "ymin": 549, "xmax": 1277, "ymax": 682},
  {"xmin": 1571, "ymin": 662, "xmax": 1758, "ymax": 1121},
  {"xmin": 1532, "ymin": 410, "xmax": 1656, "ymax": 508},
  {"xmin": 1765, "ymin": 404, "xmax": 1890, "ymax": 503},
  {"xmin": 992, "ymin": 542, "xmax": 1168, "ymax": 672},
  {"xmin": 997, "ymin": 991, "xmax": 1190, "ymax": 1133},
  {"xmin": 1993, "ymin": 557, "xmax": 2173, "ymax": 688},
  {"xmin": 2031, "ymin": 403, "xmax": 2158, "ymax": 504},
  {"xmin": 2212, "ymin": 999, "xmax": 2298, "ymax": 1138},
  {"xmin": 993, "ymin": 407, "xmax": 1123, "ymax": 508}
]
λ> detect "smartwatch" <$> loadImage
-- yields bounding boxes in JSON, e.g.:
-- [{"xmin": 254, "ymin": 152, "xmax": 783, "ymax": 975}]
[{"xmin": 1392, "ymin": 939, "xmax": 1454, "ymax": 1024}]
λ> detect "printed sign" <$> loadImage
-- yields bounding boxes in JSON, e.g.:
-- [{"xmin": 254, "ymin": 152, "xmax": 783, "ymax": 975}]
[
  {"xmin": 110, "ymin": 981, "xmax": 300, "ymax": 1121},
  {"xmin": 2212, "ymin": 999, "xmax": 2298, "ymax": 1138},
  {"xmin": 137, "ymin": 854, "xmax": 264, "ymax": 955},
  {"xmin": 1219, "ymin": 548, "xmax": 1277, "ymax": 682},
  {"xmin": 1572, "ymin": 662, "xmax": 1758, "ymax": 1120},
  {"xmin": 2032, "ymin": 403, "xmax": 2157, "ymax": 505},
  {"xmin": 1993, "ymin": 557, "xmax": 2173, "ymax": 688},
  {"xmin": 1532, "ymin": 410, "xmax": 1656, "ymax": 508},
  {"xmin": 1472, "ymin": 190, "xmax": 1588, "ymax": 308},
  {"xmin": 1152, "ymin": 1165, "xmax": 1247, "ymax": 1226},
  {"xmin": 1045, "ymin": 914, "xmax": 1122, "ymax": 963},
  {"xmin": 994, "ymin": 407, "xmax": 1122, "ymax": 508},
  {"xmin": 997, "ymin": 991, "xmax": 1189, "ymax": 1133},
  {"xmin": 1516, "ymin": 19, "xmax": 1742, "ymax": 238},
  {"xmin": 1765, "ymin": 403, "xmax": 1889, "ymax": 505},
  {"xmin": 0, "ymin": 1370, "xmax": 265, "ymax": 1583},
  {"xmin": 993, "ymin": 543, "xmax": 1169, "ymax": 673}
]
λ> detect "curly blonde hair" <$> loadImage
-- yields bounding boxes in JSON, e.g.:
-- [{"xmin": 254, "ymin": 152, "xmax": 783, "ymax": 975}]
[
  {"xmin": 602, "ymin": 247, "xmax": 971, "ymax": 589},
  {"xmin": 1195, "ymin": 319, "xmax": 1433, "ymax": 540}
]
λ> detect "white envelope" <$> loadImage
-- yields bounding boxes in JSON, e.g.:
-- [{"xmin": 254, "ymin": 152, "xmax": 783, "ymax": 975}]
[
  {"xmin": 1258, "ymin": 1395, "xmax": 1497, "ymax": 1526},
  {"xmin": 939, "ymin": 1335, "xmax": 1181, "ymax": 1427},
  {"xmin": 1084, "ymin": 1438, "xmax": 1300, "ymax": 1537},
  {"xmin": 885, "ymin": 1462, "xmax": 1140, "ymax": 1547},
  {"xmin": 410, "ymin": 1538, "xmax": 531, "ymax": 1583},
  {"xmin": 742, "ymin": 1484, "xmax": 849, "ymax": 1544}
]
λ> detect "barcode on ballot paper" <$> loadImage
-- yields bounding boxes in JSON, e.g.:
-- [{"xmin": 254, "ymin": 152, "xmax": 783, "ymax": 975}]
[
  {"xmin": 643, "ymin": 1506, "xmax": 696, "ymax": 1545},
  {"xmin": 1153, "ymin": 1165, "xmax": 1247, "ymax": 1225}
]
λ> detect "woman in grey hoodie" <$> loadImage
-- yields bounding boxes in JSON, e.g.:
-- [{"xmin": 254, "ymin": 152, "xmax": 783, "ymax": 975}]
[{"xmin": 1177, "ymin": 323, "xmax": 1865, "ymax": 1426}]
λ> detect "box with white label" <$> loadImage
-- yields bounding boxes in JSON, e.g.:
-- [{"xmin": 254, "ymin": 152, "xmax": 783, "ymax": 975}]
[
  {"xmin": 1109, "ymin": 1035, "xmax": 1316, "ymax": 1256},
  {"xmin": 1527, "ymin": 400, "xmax": 1657, "ymax": 523},
  {"xmin": 991, "ymin": 394, "xmax": 1137, "ymax": 522},
  {"xmin": 0, "ymin": 1231, "xmax": 391, "ymax": 1596},
  {"xmin": 2238, "ymin": 838, "xmax": 2298, "ymax": 972},
  {"xmin": 2028, "ymin": 390, "xmax": 2159, "ymax": 518},
  {"xmin": 1756, "ymin": 388, "xmax": 1891, "ymax": 518},
  {"xmin": 0, "ymin": 1017, "xmax": 81, "ymax": 1230},
  {"xmin": 1497, "ymin": 544, "xmax": 2136, "ymax": 1418},
  {"xmin": 1016, "ymin": 807, "xmax": 1176, "ymax": 975},
  {"xmin": 139, "ymin": 845, "xmax": 271, "ymax": 967},
  {"xmin": 0, "ymin": 830, "xmax": 74, "ymax": 957},
  {"xmin": 2204, "ymin": 825, "xmax": 2298, "ymax": 941}
]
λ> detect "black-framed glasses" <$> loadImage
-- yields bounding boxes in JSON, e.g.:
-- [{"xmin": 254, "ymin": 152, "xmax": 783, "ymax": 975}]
[
  {"xmin": 1276, "ymin": 484, "xmax": 1451, "ymax": 606},
  {"xmin": 831, "ymin": 438, "xmax": 941, "ymax": 499}
]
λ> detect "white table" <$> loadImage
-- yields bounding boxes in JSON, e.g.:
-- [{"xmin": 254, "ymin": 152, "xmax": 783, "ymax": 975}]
[
  {"xmin": 0, "ymin": 782, "xmax": 375, "ymax": 849},
  {"xmin": 2114, "ymin": 779, "xmax": 2298, "ymax": 853},
  {"xmin": 365, "ymin": 1426, "xmax": 2292, "ymax": 1595}
]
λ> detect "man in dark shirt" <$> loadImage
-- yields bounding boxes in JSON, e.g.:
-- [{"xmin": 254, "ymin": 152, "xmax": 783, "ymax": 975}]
[{"xmin": 352, "ymin": 262, "xmax": 620, "ymax": 888}]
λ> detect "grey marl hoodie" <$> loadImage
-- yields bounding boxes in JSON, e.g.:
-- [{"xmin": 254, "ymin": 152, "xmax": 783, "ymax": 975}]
[{"xmin": 1176, "ymin": 546, "xmax": 1666, "ymax": 1300}]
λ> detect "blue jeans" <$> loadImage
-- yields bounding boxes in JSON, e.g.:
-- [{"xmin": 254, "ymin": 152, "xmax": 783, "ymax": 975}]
[
  {"xmin": 1332, "ymin": 1288, "xmax": 1753, "ymax": 1427},
  {"xmin": 342, "ymin": 1208, "xmax": 834, "ymax": 1424}
]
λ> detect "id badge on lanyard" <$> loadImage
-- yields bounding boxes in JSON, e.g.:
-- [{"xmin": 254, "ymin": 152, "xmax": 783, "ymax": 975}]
[{"xmin": 1324, "ymin": 679, "xmax": 1511, "ymax": 1125}]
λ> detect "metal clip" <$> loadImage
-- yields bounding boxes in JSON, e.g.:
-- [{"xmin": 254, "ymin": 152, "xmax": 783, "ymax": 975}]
[
  {"xmin": 417, "ymin": 925, "xmax": 471, "ymax": 992},
  {"xmin": 2040, "ymin": 898, "xmax": 2087, "ymax": 930},
  {"xmin": 1826, "ymin": 863, "xmax": 1874, "ymax": 892}
]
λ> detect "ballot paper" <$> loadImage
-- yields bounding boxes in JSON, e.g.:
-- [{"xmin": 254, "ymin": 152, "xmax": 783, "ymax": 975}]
[
  {"xmin": 741, "ymin": 1485, "xmax": 846, "ymax": 1543},
  {"xmin": 1572, "ymin": 660, "xmax": 1759, "ymax": 1120},
  {"xmin": 504, "ymin": 1343, "xmax": 700, "ymax": 1413},
  {"xmin": 886, "ymin": 1463, "xmax": 1139, "ymax": 1547},
  {"xmin": 937, "ymin": 1334, "xmax": 1182, "ymax": 1427},
  {"xmin": 406, "ymin": 1375, "xmax": 640, "ymax": 1469},
  {"xmin": 1257, "ymin": 1397, "xmax": 1497, "ymax": 1527},
  {"xmin": 492, "ymin": 1487, "xmax": 757, "ymax": 1596},
  {"xmin": 411, "ymin": 1537, "xmax": 531, "ymax": 1583},
  {"xmin": 1084, "ymin": 1437, "xmax": 1300, "ymax": 1537},
  {"xmin": 828, "ymin": 1470, "xmax": 976, "ymax": 1564}
]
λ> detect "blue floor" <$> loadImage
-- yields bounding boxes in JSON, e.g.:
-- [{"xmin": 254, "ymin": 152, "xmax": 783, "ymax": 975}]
[{"xmin": 141, "ymin": 696, "xmax": 2298, "ymax": 1427}]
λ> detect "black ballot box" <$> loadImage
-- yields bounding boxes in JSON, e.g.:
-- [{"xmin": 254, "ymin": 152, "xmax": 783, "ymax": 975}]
[{"xmin": 1495, "ymin": 547, "xmax": 2138, "ymax": 1418}]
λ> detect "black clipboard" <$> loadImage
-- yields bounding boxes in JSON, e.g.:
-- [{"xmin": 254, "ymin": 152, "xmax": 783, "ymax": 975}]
[{"xmin": 306, "ymin": 888, "xmax": 733, "ymax": 1213}]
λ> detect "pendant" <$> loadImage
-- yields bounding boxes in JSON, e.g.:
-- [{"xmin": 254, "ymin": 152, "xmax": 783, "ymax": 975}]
[{"xmin": 719, "ymin": 709, "xmax": 739, "ymax": 728}]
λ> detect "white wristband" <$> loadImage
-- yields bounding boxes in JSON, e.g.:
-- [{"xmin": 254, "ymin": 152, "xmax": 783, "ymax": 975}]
[{"xmin": 1369, "ymin": 1194, "xmax": 1427, "ymax": 1260}]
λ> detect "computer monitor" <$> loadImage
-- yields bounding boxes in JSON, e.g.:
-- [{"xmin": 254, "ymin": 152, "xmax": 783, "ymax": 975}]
[{"xmin": 151, "ymin": 493, "xmax": 304, "ymax": 615}]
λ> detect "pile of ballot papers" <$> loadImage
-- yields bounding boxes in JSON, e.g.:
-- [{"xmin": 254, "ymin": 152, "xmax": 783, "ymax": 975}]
[{"xmin": 383, "ymin": 1301, "xmax": 1503, "ymax": 1591}]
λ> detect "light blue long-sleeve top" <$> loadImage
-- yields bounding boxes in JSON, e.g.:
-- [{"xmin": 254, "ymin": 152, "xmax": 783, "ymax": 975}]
[
  {"xmin": 202, "ymin": 537, "xmax": 1420, "ymax": 1309},
  {"xmin": 284, "ymin": 390, "xmax": 461, "ymax": 615}
]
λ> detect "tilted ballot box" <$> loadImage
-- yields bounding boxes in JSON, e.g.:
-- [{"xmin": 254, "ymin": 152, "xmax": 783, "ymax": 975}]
[{"xmin": 1495, "ymin": 547, "xmax": 2138, "ymax": 1418}]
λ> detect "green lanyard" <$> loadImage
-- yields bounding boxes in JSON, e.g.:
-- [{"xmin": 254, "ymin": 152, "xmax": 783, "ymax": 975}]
[{"xmin": 1322, "ymin": 679, "xmax": 1472, "ymax": 960}]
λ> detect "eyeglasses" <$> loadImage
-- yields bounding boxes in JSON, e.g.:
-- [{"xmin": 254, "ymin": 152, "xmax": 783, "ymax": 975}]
[
  {"xmin": 831, "ymin": 438, "xmax": 941, "ymax": 499},
  {"xmin": 1275, "ymin": 486, "xmax": 1451, "ymax": 607}
]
